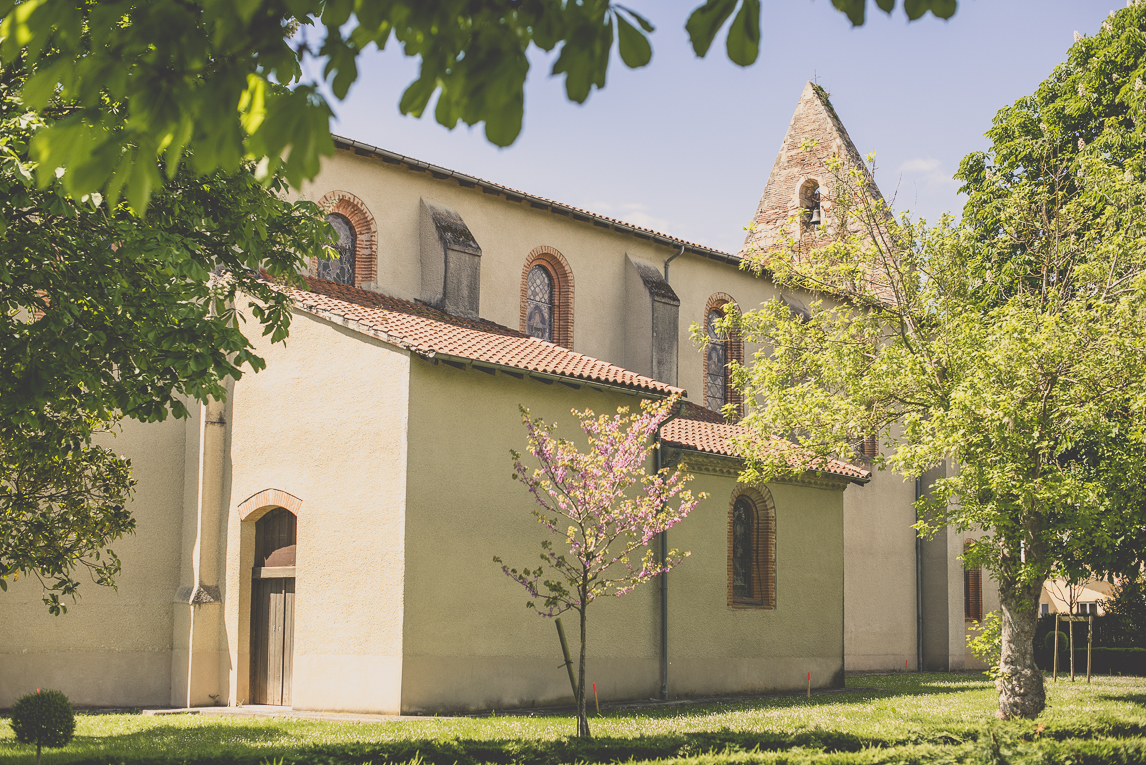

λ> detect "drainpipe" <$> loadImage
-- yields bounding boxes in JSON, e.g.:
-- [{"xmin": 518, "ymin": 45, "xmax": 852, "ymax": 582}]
[
  {"xmin": 915, "ymin": 476, "xmax": 924, "ymax": 672},
  {"xmin": 655, "ymin": 399, "xmax": 685, "ymax": 700},
  {"xmin": 663, "ymin": 246, "xmax": 685, "ymax": 282}
]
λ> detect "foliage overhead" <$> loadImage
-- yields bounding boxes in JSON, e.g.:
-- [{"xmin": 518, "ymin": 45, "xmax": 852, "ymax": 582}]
[
  {"xmin": 496, "ymin": 395, "xmax": 702, "ymax": 737},
  {"xmin": 0, "ymin": 60, "xmax": 330, "ymax": 608},
  {"xmin": 0, "ymin": 0, "xmax": 956, "ymax": 212},
  {"xmin": 0, "ymin": 64, "xmax": 330, "ymax": 444},
  {"xmin": 729, "ymin": 4, "xmax": 1146, "ymax": 720}
]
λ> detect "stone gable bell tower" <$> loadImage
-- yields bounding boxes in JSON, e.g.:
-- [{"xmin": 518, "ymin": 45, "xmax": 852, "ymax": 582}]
[{"xmin": 740, "ymin": 82, "xmax": 885, "ymax": 259}]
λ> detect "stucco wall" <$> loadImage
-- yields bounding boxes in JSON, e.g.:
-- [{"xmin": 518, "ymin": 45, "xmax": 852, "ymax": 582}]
[
  {"xmin": 219, "ymin": 309, "xmax": 412, "ymax": 714},
  {"xmin": 403, "ymin": 359, "xmax": 847, "ymax": 712},
  {"xmin": 0, "ymin": 416, "xmax": 186, "ymax": 707},
  {"xmin": 297, "ymin": 152, "xmax": 789, "ymax": 412},
  {"xmin": 668, "ymin": 470, "xmax": 846, "ymax": 695},
  {"xmin": 402, "ymin": 359, "xmax": 660, "ymax": 713},
  {"xmin": 842, "ymin": 448, "xmax": 919, "ymax": 671}
]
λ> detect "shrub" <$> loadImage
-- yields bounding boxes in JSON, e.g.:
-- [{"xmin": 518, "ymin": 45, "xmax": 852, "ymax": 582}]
[
  {"xmin": 1044, "ymin": 630, "xmax": 1068, "ymax": 652},
  {"xmin": 10, "ymin": 689, "xmax": 75, "ymax": 765}
]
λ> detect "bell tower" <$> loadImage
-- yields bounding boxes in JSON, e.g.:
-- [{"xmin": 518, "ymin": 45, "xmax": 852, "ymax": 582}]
[{"xmin": 740, "ymin": 82, "xmax": 884, "ymax": 258}]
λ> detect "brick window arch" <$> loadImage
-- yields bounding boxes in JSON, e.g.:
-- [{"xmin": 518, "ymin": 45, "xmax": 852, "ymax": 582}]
[
  {"xmin": 727, "ymin": 486, "xmax": 776, "ymax": 609},
  {"xmin": 703, "ymin": 293, "xmax": 743, "ymax": 420},
  {"xmin": 520, "ymin": 246, "xmax": 574, "ymax": 349},
  {"xmin": 313, "ymin": 190, "xmax": 377, "ymax": 287}
]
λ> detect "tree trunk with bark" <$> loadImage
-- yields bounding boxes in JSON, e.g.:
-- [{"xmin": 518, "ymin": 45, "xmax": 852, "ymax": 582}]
[
  {"xmin": 577, "ymin": 582, "xmax": 591, "ymax": 738},
  {"xmin": 996, "ymin": 575, "xmax": 1046, "ymax": 719}
]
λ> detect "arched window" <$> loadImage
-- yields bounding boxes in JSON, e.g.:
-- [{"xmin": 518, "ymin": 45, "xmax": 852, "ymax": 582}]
[
  {"xmin": 318, "ymin": 213, "xmax": 356, "ymax": 285},
  {"xmin": 526, "ymin": 265, "xmax": 554, "ymax": 342},
  {"xmin": 799, "ymin": 179, "xmax": 822, "ymax": 232},
  {"xmin": 520, "ymin": 246, "xmax": 575, "ymax": 348},
  {"xmin": 731, "ymin": 496, "xmax": 754, "ymax": 600},
  {"xmin": 728, "ymin": 488, "xmax": 776, "ymax": 608},
  {"xmin": 314, "ymin": 190, "xmax": 377, "ymax": 288},
  {"xmin": 705, "ymin": 309, "xmax": 728, "ymax": 412},
  {"xmin": 964, "ymin": 539, "xmax": 982, "ymax": 622}
]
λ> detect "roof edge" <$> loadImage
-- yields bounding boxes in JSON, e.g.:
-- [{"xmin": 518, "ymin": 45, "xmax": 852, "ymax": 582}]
[{"xmin": 330, "ymin": 134, "xmax": 739, "ymax": 267}]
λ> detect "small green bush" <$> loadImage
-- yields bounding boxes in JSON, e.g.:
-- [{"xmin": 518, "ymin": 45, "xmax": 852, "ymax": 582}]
[
  {"xmin": 10, "ymin": 688, "xmax": 75, "ymax": 765},
  {"xmin": 1044, "ymin": 630, "xmax": 1068, "ymax": 652}
]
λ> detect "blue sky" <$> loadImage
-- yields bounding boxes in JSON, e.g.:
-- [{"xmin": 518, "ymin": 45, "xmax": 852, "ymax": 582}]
[{"xmin": 327, "ymin": 0, "xmax": 1121, "ymax": 254}]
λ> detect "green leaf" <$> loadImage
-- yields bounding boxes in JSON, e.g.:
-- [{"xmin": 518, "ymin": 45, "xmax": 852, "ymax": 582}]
[
  {"xmin": 930, "ymin": 0, "xmax": 957, "ymax": 19},
  {"xmin": 615, "ymin": 5, "xmax": 655, "ymax": 33},
  {"xmin": 685, "ymin": 0, "xmax": 738, "ymax": 58},
  {"xmin": 831, "ymin": 0, "xmax": 866, "ymax": 26},
  {"xmin": 399, "ymin": 74, "xmax": 437, "ymax": 118},
  {"xmin": 616, "ymin": 12, "xmax": 652, "ymax": 69},
  {"xmin": 725, "ymin": 0, "xmax": 760, "ymax": 67}
]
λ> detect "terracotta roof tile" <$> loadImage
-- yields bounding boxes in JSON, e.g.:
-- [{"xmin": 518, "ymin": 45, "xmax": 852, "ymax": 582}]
[
  {"xmin": 664, "ymin": 410, "xmax": 871, "ymax": 483},
  {"xmin": 285, "ymin": 276, "xmax": 685, "ymax": 397}
]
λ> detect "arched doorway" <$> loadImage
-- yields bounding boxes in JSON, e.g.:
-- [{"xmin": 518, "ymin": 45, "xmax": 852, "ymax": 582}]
[{"xmin": 250, "ymin": 508, "xmax": 296, "ymax": 705}]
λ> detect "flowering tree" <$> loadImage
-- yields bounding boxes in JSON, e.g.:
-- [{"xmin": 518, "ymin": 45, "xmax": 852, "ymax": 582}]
[{"xmin": 494, "ymin": 395, "xmax": 702, "ymax": 738}]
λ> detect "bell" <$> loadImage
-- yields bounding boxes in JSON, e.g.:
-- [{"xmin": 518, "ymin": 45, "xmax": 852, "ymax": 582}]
[{"xmin": 810, "ymin": 205, "xmax": 822, "ymax": 227}]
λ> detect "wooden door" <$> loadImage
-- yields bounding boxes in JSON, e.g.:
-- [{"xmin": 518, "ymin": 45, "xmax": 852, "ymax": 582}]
[
  {"xmin": 251, "ymin": 577, "xmax": 295, "ymax": 705},
  {"xmin": 250, "ymin": 508, "xmax": 296, "ymax": 706}
]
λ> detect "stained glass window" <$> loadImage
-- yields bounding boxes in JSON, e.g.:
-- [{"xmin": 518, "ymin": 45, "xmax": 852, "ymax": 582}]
[
  {"xmin": 706, "ymin": 309, "xmax": 727, "ymax": 412},
  {"xmin": 732, "ymin": 496, "xmax": 754, "ymax": 600},
  {"xmin": 526, "ymin": 265, "xmax": 554, "ymax": 342},
  {"xmin": 318, "ymin": 214, "xmax": 356, "ymax": 285}
]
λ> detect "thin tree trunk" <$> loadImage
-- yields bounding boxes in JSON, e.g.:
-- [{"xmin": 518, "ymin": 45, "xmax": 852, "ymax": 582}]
[
  {"xmin": 1069, "ymin": 611, "xmax": 1075, "ymax": 682},
  {"xmin": 996, "ymin": 575, "xmax": 1046, "ymax": 719},
  {"xmin": 577, "ymin": 588, "xmax": 591, "ymax": 738}
]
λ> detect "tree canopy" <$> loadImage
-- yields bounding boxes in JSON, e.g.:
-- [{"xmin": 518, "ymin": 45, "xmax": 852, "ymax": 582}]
[
  {"xmin": 0, "ymin": 0, "xmax": 957, "ymax": 212},
  {"xmin": 728, "ymin": 4, "xmax": 1146, "ymax": 720},
  {"xmin": 0, "ymin": 61, "xmax": 329, "ymax": 606}
]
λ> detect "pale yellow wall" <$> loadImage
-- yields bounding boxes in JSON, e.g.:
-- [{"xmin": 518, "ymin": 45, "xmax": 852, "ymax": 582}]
[
  {"xmin": 402, "ymin": 360, "xmax": 660, "ymax": 712},
  {"xmin": 842, "ymin": 441, "xmax": 918, "ymax": 671},
  {"xmin": 668, "ymin": 472, "xmax": 846, "ymax": 695},
  {"xmin": 298, "ymin": 151, "xmax": 786, "ymax": 399},
  {"xmin": 301, "ymin": 149, "xmax": 938, "ymax": 675},
  {"xmin": 402, "ymin": 359, "xmax": 846, "ymax": 712},
  {"xmin": 219, "ymin": 309, "xmax": 412, "ymax": 714},
  {"xmin": 0, "ymin": 416, "xmax": 187, "ymax": 707}
]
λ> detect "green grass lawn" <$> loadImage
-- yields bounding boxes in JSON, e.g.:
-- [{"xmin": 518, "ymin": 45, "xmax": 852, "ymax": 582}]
[{"xmin": 2, "ymin": 673, "xmax": 1145, "ymax": 764}]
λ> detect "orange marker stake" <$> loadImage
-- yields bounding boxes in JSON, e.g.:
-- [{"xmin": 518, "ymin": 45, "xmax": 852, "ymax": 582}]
[
  {"xmin": 905, "ymin": 659, "xmax": 909, "ymax": 672},
  {"xmin": 807, "ymin": 672, "xmax": 811, "ymax": 698},
  {"xmin": 593, "ymin": 682, "xmax": 600, "ymax": 715}
]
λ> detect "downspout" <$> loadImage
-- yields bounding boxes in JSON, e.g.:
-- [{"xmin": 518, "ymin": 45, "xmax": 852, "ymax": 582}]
[
  {"xmin": 655, "ymin": 399, "xmax": 685, "ymax": 700},
  {"xmin": 915, "ymin": 476, "xmax": 923, "ymax": 672},
  {"xmin": 664, "ymin": 246, "xmax": 685, "ymax": 281}
]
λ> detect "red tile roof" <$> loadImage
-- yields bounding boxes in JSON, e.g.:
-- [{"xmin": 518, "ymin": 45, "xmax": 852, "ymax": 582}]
[
  {"xmin": 664, "ymin": 405, "xmax": 871, "ymax": 483},
  {"xmin": 286, "ymin": 276, "xmax": 685, "ymax": 397},
  {"xmin": 279, "ymin": 277, "xmax": 867, "ymax": 482}
]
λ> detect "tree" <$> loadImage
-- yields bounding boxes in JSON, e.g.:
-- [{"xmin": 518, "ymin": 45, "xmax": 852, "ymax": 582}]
[
  {"xmin": 0, "ymin": 412, "xmax": 135, "ymax": 614},
  {"xmin": 726, "ymin": 5, "xmax": 1146, "ymax": 720},
  {"xmin": 0, "ymin": 0, "xmax": 957, "ymax": 212},
  {"xmin": 0, "ymin": 61, "xmax": 331, "ymax": 605},
  {"xmin": 1100, "ymin": 570, "xmax": 1146, "ymax": 649},
  {"xmin": 494, "ymin": 396, "xmax": 702, "ymax": 737}
]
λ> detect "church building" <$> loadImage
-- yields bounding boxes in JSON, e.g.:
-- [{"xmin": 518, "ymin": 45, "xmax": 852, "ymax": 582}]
[{"xmin": 1, "ymin": 84, "xmax": 992, "ymax": 714}]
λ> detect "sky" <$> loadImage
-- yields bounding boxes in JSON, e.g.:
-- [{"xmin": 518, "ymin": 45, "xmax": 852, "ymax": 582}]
[{"xmin": 325, "ymin": 0, "xmax": 1123, "ymax": 255}]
